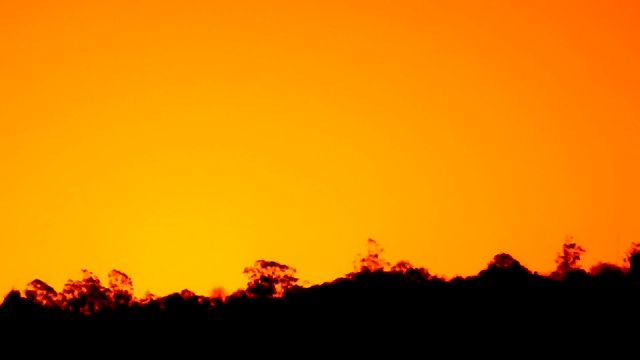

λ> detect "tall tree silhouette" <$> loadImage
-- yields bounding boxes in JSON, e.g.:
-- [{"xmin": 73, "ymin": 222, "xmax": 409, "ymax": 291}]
[
  {"xmin": 353, "ymin": 238, "xmax": 391, "ymax": 273},
  {"xmin": 552, "ymin": 237, "xmax": 586, "ymax": 280}
]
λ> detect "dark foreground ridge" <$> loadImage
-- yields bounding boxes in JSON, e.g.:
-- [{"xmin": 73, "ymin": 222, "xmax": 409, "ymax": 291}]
[{"xmin": 2, "ymin": 239, "xmax": 640, "ymax": 355}]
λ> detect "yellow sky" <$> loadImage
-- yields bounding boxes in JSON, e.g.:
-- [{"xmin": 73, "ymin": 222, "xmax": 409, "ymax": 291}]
[{"xmin": 1, "ymin": 0, "xmax": 639, "ymax": 297}]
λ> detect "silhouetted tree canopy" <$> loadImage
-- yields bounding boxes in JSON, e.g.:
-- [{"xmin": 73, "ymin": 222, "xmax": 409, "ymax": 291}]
[
  {"xmin": 243, "ymin": 259, "xmax": 300, "ymax": 298},
  {"xmin": 352, "ymin": 238, "xmax": 391, "ymax": 274},
  {"xmin": 61, "ymin": 269, "xmax": 111, "ymax": 315},
  {"xmin": 626, "ymin": 242, "xmax": 640, "ymax": 278},
  {"xmin": 24, "ymin": 279, "xmax": 58, "ymax": 308},
  {"xmin": 108, "ymin": 269, "xmax": 134, "ymax": 307},
  {"xmin": 489, "ymin": 253, "xmax": 520, "ymax": 269},
  {"xmin": 2, "ymin": 237, "xmax": 640, "ymax": 357},
  {"xmin": 589, "ymin": 262, "xmax": 623, "ymax": 275},
  {"xmin": 552, "ymin": 236, "xmax": 586, "ymax": 279}
]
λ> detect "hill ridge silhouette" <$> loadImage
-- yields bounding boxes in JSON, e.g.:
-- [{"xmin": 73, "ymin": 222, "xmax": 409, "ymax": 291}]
[{"xmin": 2, "ymin": 238, "xmax": 639, "ymax": 355}]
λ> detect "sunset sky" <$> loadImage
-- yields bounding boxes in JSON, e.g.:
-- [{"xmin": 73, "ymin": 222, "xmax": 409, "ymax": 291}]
[{"xmin": 1, "ymin": 1, "xmax": 639, "ymax": 298}]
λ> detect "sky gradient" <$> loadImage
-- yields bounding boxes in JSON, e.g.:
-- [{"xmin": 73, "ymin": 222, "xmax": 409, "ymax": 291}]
[{"xmin": 1, "ymin": 0, "xmax": 639, "ymax": 297}]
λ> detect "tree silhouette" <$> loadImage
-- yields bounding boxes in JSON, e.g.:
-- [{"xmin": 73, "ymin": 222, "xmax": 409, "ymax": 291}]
[
  {"xmin": 139, "ymin": 290, "xmax": 158, "ymax": 305},
  {"xmin": 389, "ymin": 260, "xmax": 431, "ymax": 283},
  {"xmin": 477, "ymin": 253, "xmax": 532, "ymax": 287},
  {"xmin": 353, "ymin": 238, "xmax": 391, "ymax": 273},
  {"xmin": 108, "ymin": 269, "xmax": 135, "ymax": 307},
  {"xmin": 61, "ymin": 269, "xmax": 111, "ymax": 315},
  {"xmin": 243, "ymin": 260, "xmax": 300, "ymax": 298},
  {"xmin": 24, "ymin": 279, "xmax": 59, "ymax": 308},
  {"xmin": 390, "ymin": 260, "xmax": 413, "ymax": 273},
  {"xmin": 552, "ymin": 237, "xmax": 585, "ymax": 280},
  {"xmin": 1, "ymin": 290, "xmax": 24, "ymax": 309},
  {"xmin": 589, "ymin": 262, "xmax": 622, "ymax": 275},
  {"xmin": 625, "ymin": 242, "xmax": 640, "ymax": 278},
  {"xmin": 2, "ymin": 238, "xmax": 640, "ymax": 357},
  {"xmin": 489, "ymin": 253, "xmax": 520, "ymax": 269}
]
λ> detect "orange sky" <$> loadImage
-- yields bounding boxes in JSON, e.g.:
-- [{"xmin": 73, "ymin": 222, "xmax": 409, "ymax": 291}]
[{"xmin": 1, "ymin": 0, "xmax": 639, "ymax": 298}]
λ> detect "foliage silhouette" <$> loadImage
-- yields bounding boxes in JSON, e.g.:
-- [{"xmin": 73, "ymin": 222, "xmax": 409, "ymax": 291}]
[
  {"xmin": 352, "ymin": 238, "xmax": 391, "ymax": 274},
  {"xmin": 24, "ymin": 279, "xmax": 59, "ymax": 308},
  {"xmin": 108, "ymin": 269, "xmax": 135, "ymax": 307},
  {"xmin": 243, "ymin": 259, "xmax": 300, "ymax": 298},
  {"xmin": 552, "ymin": 236, "xmax": 586, "ymax": 279},
  {"xmin": 626, "ymin": 242, "xmax": 640, "ymax": 279},
  {"xmin": 2, "ymin": 238, "xmax": 640, "ymax": 355},
  {"xmin": 60, "ymin": 269, "xmax": 111, "ymax": 315}
]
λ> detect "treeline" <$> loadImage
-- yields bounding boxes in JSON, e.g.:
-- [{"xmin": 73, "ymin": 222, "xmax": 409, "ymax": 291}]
[{"xmin": 2, "ymin": 238, "xmax": 640, "ymax": 353}]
